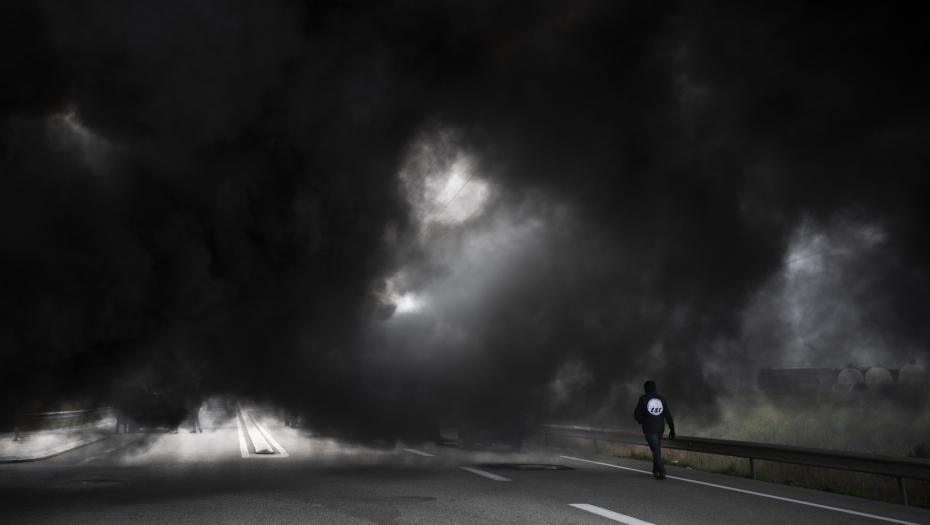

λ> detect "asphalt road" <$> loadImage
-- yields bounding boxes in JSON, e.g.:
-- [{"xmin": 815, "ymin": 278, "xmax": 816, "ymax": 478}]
[{"xmin": 1, "ymin": 409, "xmax": 927, "ymax": 525}]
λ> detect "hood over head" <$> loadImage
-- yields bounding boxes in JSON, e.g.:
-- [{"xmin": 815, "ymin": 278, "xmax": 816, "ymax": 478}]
[{"xmin": 644, "ymin": 380, "xmax": 657, "ymax": 393}]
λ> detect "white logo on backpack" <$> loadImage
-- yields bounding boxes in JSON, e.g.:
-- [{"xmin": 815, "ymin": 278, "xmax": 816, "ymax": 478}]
[{"xmin": 647, "ymin": 398, "xmax": 663, "ymax": 415}]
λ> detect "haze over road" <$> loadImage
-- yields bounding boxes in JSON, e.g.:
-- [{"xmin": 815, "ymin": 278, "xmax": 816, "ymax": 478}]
[
  {"xmin": 2, "ymin": 411, "xmax": 926, "ymax": 525},
  {"xmin": 2, "ymin": 4, "xmax": 930, "ymax": 521}
]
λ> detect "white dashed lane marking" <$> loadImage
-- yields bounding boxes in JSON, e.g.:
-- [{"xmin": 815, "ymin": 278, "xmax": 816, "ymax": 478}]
[
  {"xmin": 460, "ymin": 467, "xmax": 511, "ymax": 481},
  {"xmin": 570, "ymin": 504, "xmax": 655, "ymax": 525},
  {"xmin": 77, "ymin": 456, "xmax": 99, "ymax": 465},
  {"xmin": 562, "ymin": 456, "xmax": 921, "ymax": 525},
  {"xmin": 403, "ymin": 449, "xmax": 434, "ymax": 456}
]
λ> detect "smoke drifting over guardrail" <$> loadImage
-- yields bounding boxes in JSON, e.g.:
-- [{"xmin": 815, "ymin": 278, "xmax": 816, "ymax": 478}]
[{"xmin": 1, "ymin": 1, "xmax": 928, "ymax": 433}]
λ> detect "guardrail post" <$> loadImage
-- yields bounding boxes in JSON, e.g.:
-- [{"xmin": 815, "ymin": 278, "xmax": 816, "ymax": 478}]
[
  {"xmin": 13, "ymin": 397, "xmax": 19, "ymax": 442},
  {"xmin": 750, "ymin": 458, "xmax": 756, "ymax": 480},
  {"xmin": 897, "ymin": 477, "xmax": 907, "ymax": 506}
]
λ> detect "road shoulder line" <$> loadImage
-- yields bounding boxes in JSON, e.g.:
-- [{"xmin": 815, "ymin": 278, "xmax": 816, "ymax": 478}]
[
  {"xmin": 234, "ymin": 410, "xmax": 250, "ymax": 458},
  {"xmin": 561, "ymin": 456, "xmax": 921, "ymax": 525}
]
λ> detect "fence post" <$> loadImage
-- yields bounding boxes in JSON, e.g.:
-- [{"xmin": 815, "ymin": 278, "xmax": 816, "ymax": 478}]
[
  {"xmin": 897, "ymin": 477, "xmax": 907, "ymax": 506},
  {"xmin": 593, "ymin": 438, "xmax": 599, "ymax": 454},
  {"xmin": 750, "ymin": 458, "xmax": 756, "ymax": 480},
  {"xmin": 12, "ymin": 396, "xmax": 19, "ymax": 442}
]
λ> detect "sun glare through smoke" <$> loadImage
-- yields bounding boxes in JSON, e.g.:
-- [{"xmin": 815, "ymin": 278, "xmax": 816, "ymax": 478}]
[
  {"xmin": 394, "ymin": 293, "xmax": 422, "ymax": 314},
  {"xmin": 401, "ymin": 143, "xmax": 491, "ymax": 230}
]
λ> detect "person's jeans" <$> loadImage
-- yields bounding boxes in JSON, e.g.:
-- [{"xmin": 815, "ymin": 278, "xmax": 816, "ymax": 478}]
[{"xmin": 644, "ymin": 433, "xmax": 665, "ymax": 475}]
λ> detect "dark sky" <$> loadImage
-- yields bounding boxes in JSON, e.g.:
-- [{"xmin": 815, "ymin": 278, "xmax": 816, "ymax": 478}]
[{"xmin": 1, "ymin": 1, "xmax": 928, "ymax": 427}]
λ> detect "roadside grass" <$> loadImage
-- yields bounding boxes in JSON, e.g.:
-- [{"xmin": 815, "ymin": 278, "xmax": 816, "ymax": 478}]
[
  {"xmin": 692, "ymin": 391, "xmax": 930, "ymax": 457},
  {"xmin": 538, "ymin": 390, "xmax": 930, "ymax": 509},
  {"xmin": 597, "ymin": 391, "xmax": 930, "ymax": 509}
]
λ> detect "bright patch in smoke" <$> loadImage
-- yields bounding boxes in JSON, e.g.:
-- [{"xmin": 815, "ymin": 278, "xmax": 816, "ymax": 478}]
[
  {"xmin": 399, "ymin": 137, "xmax": 492, "ymax": 230},
  {"xmin": 394, "ymin": 293, "xmax": 422, "ymax": 314},
  {"xmin": 46, "ymin": 106, "xmax": 112, "ymax": 176},
  {"xmin": 415, "ymin": 158, "xmax": 491, "ymax": 228}
]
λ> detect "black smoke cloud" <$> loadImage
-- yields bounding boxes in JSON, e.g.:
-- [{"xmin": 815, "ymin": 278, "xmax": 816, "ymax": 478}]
[
  {"xmin": 1, "ymin": 0, "xmax": 428, "ymax": 412},
  {"xmin": 1, "ymin": 1, "xmax": 928, "ymax": 431}
]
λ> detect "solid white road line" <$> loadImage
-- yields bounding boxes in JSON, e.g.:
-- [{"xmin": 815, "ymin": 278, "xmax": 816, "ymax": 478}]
[
  {"xmin": 569, "ymin": 504, "xmax": 655, "ymax": 525},
  {"xmin": 237, "ymin": 403, "xmax": 273, "ymax": 454},
  {"xmin": 234, "ymin": 405, "xmax": 289, "ymax": 458},
  {"xmin": 235, "ymin": 411, "xmax": 250, "ymax": 459},
  {"xmin": 460, "ymin": 467, "xmax": 511, "ymax": 481},
  {"xmin": 252, "ymin": 415, "xmax": 289, "ymax": 457},
  {"xmin": 404, "ymin": 449, "xmax": 434, "ymax": 457},
  {"xmin": 562, "ymin": 456, "xmax": 921, "ymax": 525}
]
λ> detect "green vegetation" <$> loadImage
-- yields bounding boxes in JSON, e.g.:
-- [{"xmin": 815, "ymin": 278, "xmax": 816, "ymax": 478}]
[
  {"xmin": 687, "ymin": 391, "xmax": 930, "ymax": 457},
  {"xmin": 625, "ymin": 449, "xmax": 653, "ymax": 463},
  {"xmin": 616, "ymin": 391, "xmax": 930, "ymax": 508}
]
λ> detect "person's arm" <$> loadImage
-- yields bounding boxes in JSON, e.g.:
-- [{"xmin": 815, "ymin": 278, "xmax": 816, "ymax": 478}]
[
  {"xmin": 663, "ymin": 398, "xmax": 675, "ymax": 438},
  {"xmin": 633, "ymin": 397, "xmax": 644, "ymax": 424}
]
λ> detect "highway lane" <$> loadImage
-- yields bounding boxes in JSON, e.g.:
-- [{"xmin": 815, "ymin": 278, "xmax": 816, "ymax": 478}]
[{"xmin": 1, "ymin": 410, "xmax": 927, "ymax": 525}]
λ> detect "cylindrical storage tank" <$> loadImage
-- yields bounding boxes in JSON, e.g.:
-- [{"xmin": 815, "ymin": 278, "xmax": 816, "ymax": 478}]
[
  {"xmin": 865, "ymin": 362, "xmax": 893, "ymax": 391},
  {"xmin": 837, "ymin": 365, "xmax": 864, "ymax": 391},
  {"xmin": 899, "ymin": 360, "xmax": 929, "ymax": 390}
]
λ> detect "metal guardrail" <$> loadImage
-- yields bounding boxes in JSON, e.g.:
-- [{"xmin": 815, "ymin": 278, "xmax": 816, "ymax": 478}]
[
  {"xmin": 6, "ymin": 407, "xmax": 114, "ymax": 441},
  {"xmin": 14, "ymin": 407, "xmax": 113, "ymax": 421},
  {"xmin": 526, "ymin": 423, "xmax": 930, "ymax": 506}
]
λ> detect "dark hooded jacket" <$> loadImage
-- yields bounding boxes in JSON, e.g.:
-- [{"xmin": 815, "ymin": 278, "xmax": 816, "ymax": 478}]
[{"xmin": 633, "ymin": 380, "xmax": 674, "ymax": 435}]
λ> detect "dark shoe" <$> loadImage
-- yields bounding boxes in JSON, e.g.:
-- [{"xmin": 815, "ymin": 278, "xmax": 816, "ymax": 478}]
[
  {"xmin": 199, "ymin": 429, "xmax": 202, "ymax": 433},
  {"xmin": 657, "ymin": 473, "xmax": 667, "ymax": 480},
  {"xmin": 190, "ymin": 430, "xmax": 197, "ymax": 433},
  {"xmin": 653, "ymin": 471, "xmax": 659, "ymax": 479}
]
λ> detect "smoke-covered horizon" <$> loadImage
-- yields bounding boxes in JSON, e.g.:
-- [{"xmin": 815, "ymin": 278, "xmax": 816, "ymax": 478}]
[{"xmin": 2, "ymin": 1, "xmax": 929, "ymax": 430}]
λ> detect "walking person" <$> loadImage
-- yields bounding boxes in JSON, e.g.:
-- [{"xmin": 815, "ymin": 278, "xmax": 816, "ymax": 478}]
[
  {"xmin": 189, "ymin": 401, "xmax": 202, "ymax": 433},
  {"xmin": 633, "ymin": 380, "xmax": 675, "ymax": 480},
  {"xmin": 115, "ymin": 408, "xmax": 129, "ymax": 434}
]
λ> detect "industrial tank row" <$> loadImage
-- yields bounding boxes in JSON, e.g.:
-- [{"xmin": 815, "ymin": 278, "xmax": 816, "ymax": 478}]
[{"xmin": 757, "ymin": 361, "xmax": 928, "ymax": 393}]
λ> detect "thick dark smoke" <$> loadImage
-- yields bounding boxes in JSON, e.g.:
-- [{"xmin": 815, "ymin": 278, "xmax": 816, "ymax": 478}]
[{"xmin": 2, "ymin": 1, "xmax": 928, "ymax": 433}]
